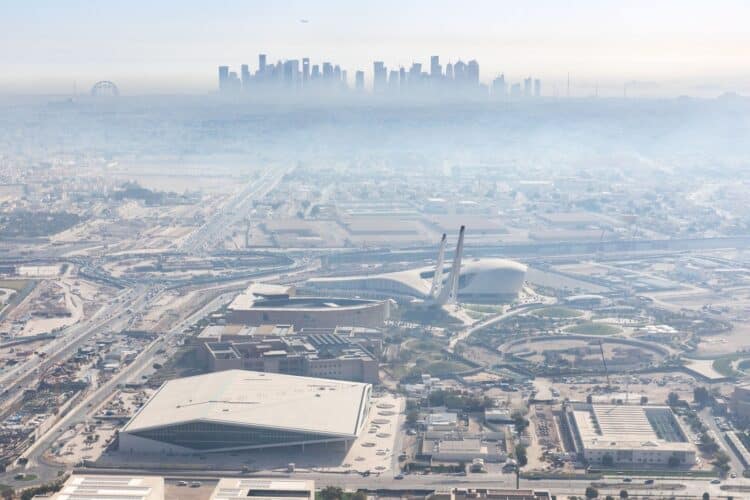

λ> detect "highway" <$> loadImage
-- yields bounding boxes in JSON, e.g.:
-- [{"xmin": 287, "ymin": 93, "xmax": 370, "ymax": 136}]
[{"xmin": 181, "ymin": 165, "xmax": 291, "ymax": 254}]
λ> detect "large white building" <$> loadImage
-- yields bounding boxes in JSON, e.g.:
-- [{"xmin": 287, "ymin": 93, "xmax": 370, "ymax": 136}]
[
  {"xmin": 119, "ymin": 370, "xmax": 371, "ymax": 455},
  {"xmin": 308, "ymin": 258, "xmax": 526, "ymax": 304},
  {"xmin": 565, "ymin": 403, "xmax": 696, "ymax": 467},
  {"xmin": 210, "ymin": 479, "xmax": 314, "ymax": 500},
  {"xmin": 45, "ymin": 475, "xmax": 164, "ymax": 500}
]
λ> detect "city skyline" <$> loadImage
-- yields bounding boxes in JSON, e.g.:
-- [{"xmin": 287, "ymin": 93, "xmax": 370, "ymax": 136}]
[
  {"xmin": 217, "ymin": 53, "xmax": 543, "ymax": 99},
  {"xmin": 1, "ymin": 0, "xmax": 750, "ymax": 97}
]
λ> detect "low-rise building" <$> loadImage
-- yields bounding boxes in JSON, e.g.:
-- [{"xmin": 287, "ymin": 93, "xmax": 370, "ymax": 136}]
[
  {"xmin": 564, "ymin": 402, "xmax": 696, "ymax": 466},
  {"xmin": 210, "ymin": 478, "xmax": 314, "ymax": 500},
  {"xmin": 44, "ymin": 475, "xmax": 164, "ymax": 500}
]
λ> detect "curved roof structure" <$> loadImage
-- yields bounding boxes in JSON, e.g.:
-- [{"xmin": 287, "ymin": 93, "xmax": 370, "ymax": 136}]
[{"xmin": 308, "ymin": 257, "xmax": 527, "ymax": 301}]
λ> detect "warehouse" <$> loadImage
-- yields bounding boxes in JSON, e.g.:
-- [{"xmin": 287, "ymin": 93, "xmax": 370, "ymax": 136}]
[{"xmin": 564, "ymin": 403, "xmax": 696, "ymax": 466}]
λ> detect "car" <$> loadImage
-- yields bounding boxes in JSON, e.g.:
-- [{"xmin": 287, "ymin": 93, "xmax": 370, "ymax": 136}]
[
  {"xmin": 190, "ymin": 481, "xmax": 202, "ymax": 488},
  {"xmin": 730, "ymin": 472, "xmax": 737, "ymax": 478},
  {"xmin": 176, "ymin": 481, "xmax": 188, "ymax": 487},
  {"xmin": 644, "ymin": 479, "xmax": 654, "ymax": 485},
  {"xmin": 623, "ymin": 478, "xmax": 632, "ymax": 483},
  {"xmin": 395, "ymin": 474, "xmax": 404, "ymax": 480},
  {"xmin": 710, "ymin": 479, "xmax": 721, "ymax": 484}
]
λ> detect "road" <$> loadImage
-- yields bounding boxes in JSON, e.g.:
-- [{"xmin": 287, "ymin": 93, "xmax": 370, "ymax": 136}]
[
  {"xmin": 69, "ymin": 467, "xmax": 737, "ymax": 498},
  {"xmin": 700, "ymin": 407, "xmax": 744, "ymax": 475},
  {"xmin": 447, "ymin": 303, "xmax": 545, "ymax": 352},
  {"xmin": 181, "ymin": 165, "xmax": 290, "ymax": 254}
]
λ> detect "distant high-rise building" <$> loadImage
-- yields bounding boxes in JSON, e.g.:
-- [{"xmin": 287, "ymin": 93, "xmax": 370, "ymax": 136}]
[
  {"xmin": 534, "ymin": 78, "xmax": 541, "ymax": 97},
  {"xmin": 373, "ymin": 61, "xmax": 387, "ymax": 93},
  {"xmin": 523, "ymin": 77, "xmax": 532, "ymax": 97},
  {"xmin": 355, "ymin": 70, "xmax": 365, "ymax": 91},
  {"xmin": 430, "ymin": 55, "xmax": 441, "ymax": 79},
  {"xmin": 241, "ymin": 64, "xmax": 251, "ymax": 89},
  {"xmin": 446, "ymin": 62, "xmax": 454, "ymax": 80},
  {"xmin": 311, "ymin": 64, "xmax": 321, "ymax": 80},
  {"xmin": 283, "ymin": 60, "xmax": 299, "ymax": 86},
  {"xmin": 399, "ymin": 67, "xmax": 406, "ymax": 86},
  {"xmin": 302, "ymin": 58, "xmax": 310, "ymax": 84},
  {"xmin": 323, "ymin": 62, "xmax": 333, "ymax": 80},
  {"xmin": 388, "ymin": 70, "xmax": 400, "ymax": 93},
  {"xmin": 218, "ymin": 66, "xmax": 229, "ymax": 92},
  {"xmin": 467, "ymin": 60, "xmax": 480, "ymax": 85},
  {"xmin": 492, "ymin": 74, "xmax": 507, "ymax": 98},
  {"xmin": 258, "ymin": 54, "xmax": 267, "ymax": 74},
  {"xmin": 510, "ymin": 82, "xmax": 522, "ymax": 98},
  {"xmin": 453, "ymin": 60, "xmax": 467, "ymax": 83},
  {"xmin": 341, "ymin": 70, "xmax": 347, "ymax": 87}
]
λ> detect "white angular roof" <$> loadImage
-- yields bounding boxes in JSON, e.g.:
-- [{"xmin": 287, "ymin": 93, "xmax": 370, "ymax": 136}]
[{"xmin": 122, "ymin": 370, "xmax": 370, "ymax": 438}]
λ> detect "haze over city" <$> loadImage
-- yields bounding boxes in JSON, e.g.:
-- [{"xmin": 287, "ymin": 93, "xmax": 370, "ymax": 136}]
[
  {"xmin": 2, "ymin": 0, "xmax": 750, "ymax": 96},
  {"xmin": 1, "ymin": 2, "xmax": 750, "ymax": 500}
]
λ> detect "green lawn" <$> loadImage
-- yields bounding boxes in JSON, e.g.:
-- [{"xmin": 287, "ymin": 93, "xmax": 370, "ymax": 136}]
[
  {"xmin": 565, "ymin": 321, "xmax": 621, "ymax": 336},
  {"xmin": 464, "ymin": 303, "xmax": 505, "ymax": 314},
  {"xmin": 532, "ymin": 306, "xmax": 584, "ymax": 318},
  {"xmin": 424, "ymin": 360, "xmax": 472, "ymax": 376}
]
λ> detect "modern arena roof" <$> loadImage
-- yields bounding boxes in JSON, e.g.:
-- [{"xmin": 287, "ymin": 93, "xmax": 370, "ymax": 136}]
[
  {"xmin": 122, "ymin": 370, "xmax": 371, "ymax": 439},
  {"xmin": 307, "ymin": 257, "xmax": 527, "ymax": 300}
]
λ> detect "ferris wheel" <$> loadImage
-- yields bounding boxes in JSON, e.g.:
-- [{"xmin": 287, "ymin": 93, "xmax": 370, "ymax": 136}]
[{"xmin": 90, "ymin": 80, "xmax": 120, "ymax": 97}]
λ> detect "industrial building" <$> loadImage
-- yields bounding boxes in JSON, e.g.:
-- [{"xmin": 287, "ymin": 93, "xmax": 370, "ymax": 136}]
[
  {"xmin": 199, "ymin": 326, "xmax": 380, "ymax": 384},
  {"xmin": 307, "ymin": 228, "xmax": 526, "ymax": 304},
  {"xmin": 210, "ymin": 478, "xmax": 315, "ymax": 500},
  {"xmin": 564, "ymin": 403, "xmax": 696, "ymax": 466},
  {"xmin": 119, "ymin": 370, "xmax": 371, "ymax": 454},
  {"xmin": 225, "ymin": 283, "xmax": 389, "ymax": 329},
  {"xmin": 45, "ymin": 475, "xmax": 164, "ymax": 500}
]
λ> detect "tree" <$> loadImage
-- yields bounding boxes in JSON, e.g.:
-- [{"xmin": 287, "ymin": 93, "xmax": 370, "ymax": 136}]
[
  {"xmin": 320, "ymin": 486, "xmax": 343, "ymax": 500},
  {"xmin": 585, "ymin": 486, "xmax": 599, "ymax": 499},
  {"xmin": 619, "ymin": 490, "xmax": 628, "ymax": 499},
  {"xmin": 702, "ymin": 493, "xmax": 710, "ymax": 500},
  {"xmin": 713, "ymin": 450, "xmax": 731, "ymax": 471},
  {"xmin": 515, "ymin": 444, "xmax": 528, "ymax": 467},
  {"xmin": 601, "ymin": 454, "xmax": 614, "ymax": 467},
  {"xmin": 668, "ymin": 454, "xmax": 681, "ymax": 467},
  {"xmin": 694, "ymin": 387, "xmax": 711, "ymax": 406},
  {"xmin": 406, "ymin": 409, "xmax": 419, "ymax": 425},
  {"xmin": 605, "ymin": 496, "xmax": 615, "ymax": 500},
  {"xmin": 640, "ymin": 395, "xmax": 648, "ymax": 405},
  {"xmin": 667, "ymin": 391, "xmax": 680, "ymax": 407}
]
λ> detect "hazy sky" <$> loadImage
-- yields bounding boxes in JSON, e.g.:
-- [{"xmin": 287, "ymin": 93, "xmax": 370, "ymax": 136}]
[{"xmin": 1, "ymin": 0, "xmax": 749, "ymax": 96}]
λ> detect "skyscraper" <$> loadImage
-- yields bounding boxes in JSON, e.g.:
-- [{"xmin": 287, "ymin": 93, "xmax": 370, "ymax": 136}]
[
  {"xmin": 241, "ymin": 64, "xmax": 251, "ymax": 90},
  {"xmin": 523, "ymin": 77, "xmax": 532, "ymax": 97},
  {"xmin": 534, "ymin": 78, "xmax": 541, "ymax": 97},
  {"xmin": 492, "ymin": 74, "xmax": 507, "ymax": 98},
  {"xmin": 373, "ymin": 61, "xmax": 387, "ymax": 93},
  {"xmin": 258, "ymin": 54, "xmax": 267, "ymax": 75},
  {"xmin": 430, "ymin": 55, "xmax": 441, "ymax": 79},
  {"xmin": 467, "ymin": 60, "xmax": 480, "ymax": 85},
  {"xmin": 218, "ymin": 66, "xmax": 229, "ymax": 92},
  {"xmin": 302, "ymin": 58, "xmax": 310, "ymax": 84},
  {"xmin": 446, "ymin": 62, "xmax": 454, "ymax": 80},
  {"xmin": 355, "ymin": 71, "xmax": 365, "ymax": 91}
]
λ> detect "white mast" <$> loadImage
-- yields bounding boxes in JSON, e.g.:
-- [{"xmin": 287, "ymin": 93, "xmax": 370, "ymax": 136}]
[
  {"xmin": 436, "ymin": 226, "xmax": 465, "ymax": 305},
  {"xmin": 429, "ymin": 233, "xmax": 447, "ymax": 298}
]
